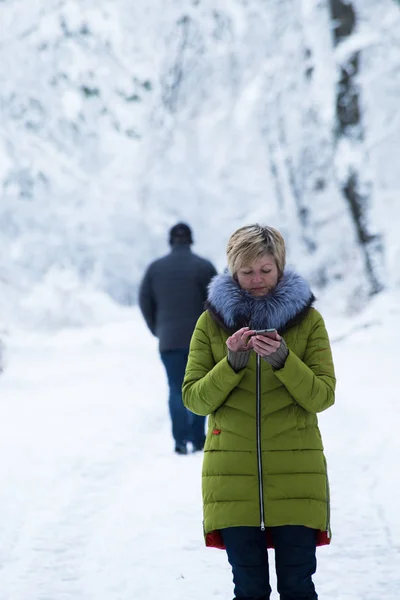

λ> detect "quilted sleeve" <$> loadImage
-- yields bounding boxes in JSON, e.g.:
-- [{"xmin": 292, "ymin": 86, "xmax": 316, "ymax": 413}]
[
  {"xmin": 182, "ymin": 312, "xmax": 247, "ymax": 416},
  {"xmin": 274, "ymin": 310, "xmax": 336, "ymax": 413}
]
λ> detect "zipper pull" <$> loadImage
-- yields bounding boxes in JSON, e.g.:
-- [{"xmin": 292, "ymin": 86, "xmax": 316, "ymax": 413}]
[{"xmin": 260, "ymin": 521, "xmax": 265, "ymax": 531}]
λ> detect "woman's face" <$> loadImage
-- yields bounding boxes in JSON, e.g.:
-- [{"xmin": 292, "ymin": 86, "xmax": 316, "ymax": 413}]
[{"xmin": 236, "ymin": 254, "xmax": 279, "ymax": 297}]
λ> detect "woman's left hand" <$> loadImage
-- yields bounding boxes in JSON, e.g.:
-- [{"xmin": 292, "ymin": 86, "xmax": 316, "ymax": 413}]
[{"xmin": 252, "ymin": 331, "xmax": 282, "ymax": 357}]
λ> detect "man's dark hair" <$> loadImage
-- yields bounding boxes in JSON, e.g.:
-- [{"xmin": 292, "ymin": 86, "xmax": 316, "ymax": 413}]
[{"xmin": 169, "ymin": 222, "xmax": 193, "ymax": 245}]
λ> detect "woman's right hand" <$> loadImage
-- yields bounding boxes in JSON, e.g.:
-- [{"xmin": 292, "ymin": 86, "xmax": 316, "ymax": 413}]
[{"xmin": 226, "ymin": 327, "xmax": 256, "ymax": 352}]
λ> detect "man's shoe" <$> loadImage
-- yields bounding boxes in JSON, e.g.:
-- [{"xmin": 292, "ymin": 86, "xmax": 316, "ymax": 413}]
[
  {"xmin": 175, "ymin": 443, "xmax": 188, "ymax": 455},
  {"xmin": 192, "ymin": 442, "xmax": 204, "ymax": 453}
]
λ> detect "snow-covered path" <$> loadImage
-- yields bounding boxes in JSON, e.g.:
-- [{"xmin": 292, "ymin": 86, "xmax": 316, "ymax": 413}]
[{"xmin": 0, "ymin": 301, "xmax": 399, "ymax": 600}]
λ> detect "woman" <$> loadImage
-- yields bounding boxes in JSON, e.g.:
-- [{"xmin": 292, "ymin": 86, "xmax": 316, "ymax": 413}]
[{"xmin": 182, "ymin": 224, "xmax": 335, "ymax": 600}]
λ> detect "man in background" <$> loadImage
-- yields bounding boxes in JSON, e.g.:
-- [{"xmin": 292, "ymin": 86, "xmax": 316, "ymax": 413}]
[{"xmin": 138, "ymin": 223, "xmax": 217, "ymax": 455}]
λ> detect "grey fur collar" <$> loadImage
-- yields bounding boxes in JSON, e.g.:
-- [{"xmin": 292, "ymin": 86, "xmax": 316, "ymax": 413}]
[{"xmin": 207, "ymin": 270, "xmax": 314, "ymax": 333}]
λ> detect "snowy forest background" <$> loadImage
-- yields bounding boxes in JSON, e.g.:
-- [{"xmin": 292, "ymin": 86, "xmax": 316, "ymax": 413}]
[
  {"xmin": 0, "ymin": 0, "xmax": 399, "ymax": 329},
  {"xmin": 1, "ymin": 3, "xmax": 400, "ymax": 599}
]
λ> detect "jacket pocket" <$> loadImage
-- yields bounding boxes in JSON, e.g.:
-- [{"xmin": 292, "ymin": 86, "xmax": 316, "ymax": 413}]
[{"xmin": 205, "ymin": 414, "xmax": 221, "ymax": 449}]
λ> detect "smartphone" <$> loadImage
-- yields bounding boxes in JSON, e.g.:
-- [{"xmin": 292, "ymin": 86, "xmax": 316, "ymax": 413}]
[{"xmin": 253, "ymin": 328, "xmax": 277, "ymax": 337}]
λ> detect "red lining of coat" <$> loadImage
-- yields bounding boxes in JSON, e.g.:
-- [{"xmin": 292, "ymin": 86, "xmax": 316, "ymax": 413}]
[{"xmin": 205, "ymin": 529, "xmax": 330, "ymax": 549}]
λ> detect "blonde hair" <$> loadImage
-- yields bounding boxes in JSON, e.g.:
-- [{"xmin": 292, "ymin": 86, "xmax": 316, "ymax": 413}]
[{"xmin": 227, "ymin": 224, "xmax": 286, "ymax": 276}]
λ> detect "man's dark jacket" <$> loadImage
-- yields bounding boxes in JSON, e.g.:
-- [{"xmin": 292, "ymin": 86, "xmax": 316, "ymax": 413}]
[{"xmin": 138, "ymin": 245, "xmax": 217, "ymax": 351}]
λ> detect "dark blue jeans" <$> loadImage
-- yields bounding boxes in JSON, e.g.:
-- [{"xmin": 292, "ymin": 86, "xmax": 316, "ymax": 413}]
[
  {"xmin": 160, "ymin": 349, "xmax": 206, "ymax": 448},
  {"xmin": 221, "ymin": 525, "xmax": 318, "ymax": 600}
]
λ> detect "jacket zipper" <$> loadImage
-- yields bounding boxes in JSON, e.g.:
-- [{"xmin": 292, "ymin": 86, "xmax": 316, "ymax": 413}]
[{"xmin": 256, "ymin": 354, "xmax": 265, "ymax": 531}]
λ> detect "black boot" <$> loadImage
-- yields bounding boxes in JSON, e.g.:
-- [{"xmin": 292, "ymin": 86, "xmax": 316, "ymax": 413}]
[
  {"xmin": 192, "ymin": 442, "xmax": 204, "ymax": 453},
  {"xmin": 175, "ymin": 443, "xmax": 187, "ymax": 455}
]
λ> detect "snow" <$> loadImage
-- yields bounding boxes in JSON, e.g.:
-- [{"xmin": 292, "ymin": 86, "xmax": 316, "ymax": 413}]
[
  {"xmin": 0, "ymin": 297, "xmax": 399, "ymax": 600},
  {"xmin": 0, "ymin": 1, "xmax": 399, "ymax": 595}
]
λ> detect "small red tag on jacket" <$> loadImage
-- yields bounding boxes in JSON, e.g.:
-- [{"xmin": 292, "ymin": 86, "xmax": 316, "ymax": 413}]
[{"xmin": 212, "ymin": 429, "xmax": 221, "ymax": 435}]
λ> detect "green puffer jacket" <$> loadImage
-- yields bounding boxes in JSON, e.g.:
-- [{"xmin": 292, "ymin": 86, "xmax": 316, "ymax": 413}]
[{"xmin": 182, "ymin": 270, "xmax": 336, "ymax": 547}]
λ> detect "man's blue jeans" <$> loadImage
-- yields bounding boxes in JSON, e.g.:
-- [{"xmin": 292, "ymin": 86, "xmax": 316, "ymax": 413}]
[
  {"xmin": 221, "ymin": 525, "xmax": 318, "ymax": 600},
  {"xmin": 160, "ymin": 349, "xmax": 206, "ymax": 449}
]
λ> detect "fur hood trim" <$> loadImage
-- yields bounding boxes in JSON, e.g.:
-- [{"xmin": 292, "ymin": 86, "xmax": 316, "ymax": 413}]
[{"xmin": 206, "ymin": 270, "xmax": 315, "ymax": 333}]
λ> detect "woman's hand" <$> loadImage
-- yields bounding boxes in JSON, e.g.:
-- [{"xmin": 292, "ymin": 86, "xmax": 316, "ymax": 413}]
[
  {"xmin": 226, "ymin": 327, "xmax": 256, "ymax": 352},
  {"xmin": 252, "ymin": 331, "xmax": 282, "ymax": 357}
]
